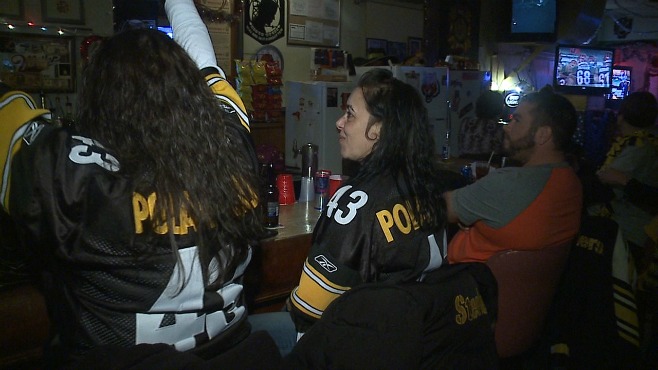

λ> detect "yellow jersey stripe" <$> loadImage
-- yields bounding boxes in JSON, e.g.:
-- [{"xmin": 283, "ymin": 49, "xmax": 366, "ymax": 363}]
[
  {"xmin": 205, "ymin": 73, "xmax": 250, "ymax": 132},
  {"xmin": 290, "ymin": 261, "xmax": 350, "ymax": 319}
]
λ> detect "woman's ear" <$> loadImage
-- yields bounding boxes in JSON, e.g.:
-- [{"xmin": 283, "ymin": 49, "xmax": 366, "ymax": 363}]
[{"xmin": 368, "ymin": 121, "xmax": 382, "ymax": 141}]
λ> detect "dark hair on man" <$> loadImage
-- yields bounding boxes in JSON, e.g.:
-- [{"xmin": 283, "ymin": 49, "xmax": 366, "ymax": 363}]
[
  {"xmin": 76, "ymin": 29, "xmax": 262, "ymax": 286},
  {"xmin": 475, "ymin": 90, "xmax": 503, "ymax": 120},
  {"xmin": 352, "ymin": 68, "xmax": 446, "ymax": 231},
  {"xmin": 618, "ymin": 91, "xmax": 658, "ymax": 128},
  {"xmin": 521, "ymin": 89, "xmax": 578, "ymax": 153}
]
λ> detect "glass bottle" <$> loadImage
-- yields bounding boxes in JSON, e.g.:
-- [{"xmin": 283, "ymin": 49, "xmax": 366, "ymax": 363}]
[
  {"xmin": 441, "ymin": 130, "xmax": 451, "ymax": 160},
  {"xmin": 262, "ymin": 162, "xmax": 279, "ymax": 228}
]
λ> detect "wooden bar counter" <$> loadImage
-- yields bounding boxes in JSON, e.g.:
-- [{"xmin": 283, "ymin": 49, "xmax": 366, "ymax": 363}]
[{"xmin": 245, "ymin": 201, "xmax": 319, "ymax": 313}]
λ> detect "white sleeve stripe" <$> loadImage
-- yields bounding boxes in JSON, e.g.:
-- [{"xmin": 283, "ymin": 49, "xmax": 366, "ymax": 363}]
[
  {"xmin": 303, "ymin": 263, "xmax": 347, "ymax": 295},
  {"xmin": 215, "ymin": 94, "xmax": 250, "ymax": 126},
  {"xmin": 1, "ymin": 93, "xmax": 36, "ymax": 110},
  {"xmin": 291, "ymin": 287, "xmax": 324, "ymax": 316},
  {"xmin": 206, "ymin": 76, "xmax": 226, "ymax": 86},
  {"xmin": 1, "ymin": 123, "xmax": 28, "ymax": 208},
  {"xmin": 425, "ymin": 233, "xmax": 445, "ymax": 272}
]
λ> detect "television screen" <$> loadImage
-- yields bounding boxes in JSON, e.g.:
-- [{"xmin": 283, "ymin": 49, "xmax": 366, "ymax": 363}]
[
  {"xmin": 610, "ymin": 66, "xmax": 632, "ymax": 100},
  {"xmin": 157, "ymin": 26, "xmax": 173, "ymax": 39},
  {"xmin": 506, "ymin": 0, "xmax": 557, "ymax": 42},
  {"xmin": 553, "ymin": 45, "xmax": 614, "ymax": 95}
]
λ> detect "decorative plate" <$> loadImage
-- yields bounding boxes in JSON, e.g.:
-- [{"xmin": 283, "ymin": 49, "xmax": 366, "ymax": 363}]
[{"xmin": 254, "ymin": 44, "xmax": 284, "ymax": 71}]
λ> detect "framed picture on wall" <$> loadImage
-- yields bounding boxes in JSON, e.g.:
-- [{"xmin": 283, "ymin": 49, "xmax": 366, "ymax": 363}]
[
  {"xmin": 0, "ymin": 0, "xmax": 24, "ymax": 19},
  {"xmin": 366, "ymin": 38, "xmax": 388, "ymax": 55},
  {"xmin": 0, "ymin": 34, "xmax": 76, "ymax": 92},
  {"xmin": 408, "ymin": 37, "xmax": 423, "ymax": 58},
  {"xmin": 387, "ymin": 41, "xmax": 407, "ymax": 63},
  {"xmin": 41, "ymin": 0, "xmax": 85, "ymax": 24}
]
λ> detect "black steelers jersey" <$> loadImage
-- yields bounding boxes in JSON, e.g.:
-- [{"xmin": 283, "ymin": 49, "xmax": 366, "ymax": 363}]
[
  {"xmin": 289, "ymin": 173, "xmax": 447, "ymax": 333},
  {"xmin": 1, "ymin": 74, "xmax": 255, "ymax": 364}
]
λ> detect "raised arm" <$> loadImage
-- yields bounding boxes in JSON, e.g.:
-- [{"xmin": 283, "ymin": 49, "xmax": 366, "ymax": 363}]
[
  {"xmin": 165, "ymin": 0, "xmax": 221, "ymax": 74},
  {"xmin": 165, "ymin": 0, "xmax": 250, "ymax": 131}
]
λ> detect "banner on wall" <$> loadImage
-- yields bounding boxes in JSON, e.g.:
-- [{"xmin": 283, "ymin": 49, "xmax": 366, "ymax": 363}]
[{"xmin": 245, "ymin": 0, "xmax": 285, "ymax": 45}]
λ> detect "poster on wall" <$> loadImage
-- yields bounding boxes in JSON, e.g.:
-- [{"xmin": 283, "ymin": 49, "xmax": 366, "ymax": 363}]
[
  {"xmin": 287, "ymin": 0, "xmax": 340, "ymax": 47},
  {"xmin": 245, "ymin": 0, "xmax": 285, "ymax": 45},
  {"xmin": 0, "ymin": 34, "xmax": 75, "ymax": 92}
]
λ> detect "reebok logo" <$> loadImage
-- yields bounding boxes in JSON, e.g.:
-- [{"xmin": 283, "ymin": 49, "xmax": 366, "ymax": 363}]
[
  {"xmin": 314, "ymin": 255, "xmax": 337, "ymax": 273},
  {"xmin": 23, "ymin": 121, "xmax": 44, "ymax": 145}
]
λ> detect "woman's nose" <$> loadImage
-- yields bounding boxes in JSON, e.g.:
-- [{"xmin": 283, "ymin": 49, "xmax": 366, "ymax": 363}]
[{"xmin": 336, "ymin": 114, "xmax": 345, "ymax": 130}]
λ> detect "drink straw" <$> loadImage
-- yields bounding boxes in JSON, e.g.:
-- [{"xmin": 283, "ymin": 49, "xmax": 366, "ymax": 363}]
[{"xmin": 487, "ymin": 151, "xmax": 495, "ymax": 166}]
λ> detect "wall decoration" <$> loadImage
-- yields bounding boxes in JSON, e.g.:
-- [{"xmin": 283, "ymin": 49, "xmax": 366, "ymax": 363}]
[
  {"xmin": 200, "ymin": 0, "xmax": 239, "ymax": 79},
  {"xmin": 424, "ymin": 0, "xmax": 479, "ymax": 66},
  {"xmin": 41, "ymin": 0, "xmax": 85, "ymax": 24},
  {"xmin": 80, "ymin": 35, "xmax": 105, "ymax": 63},
  {"xmin": 366, "ymin": 38, "xmax": 388, "ymax": 55},
  {"xmin": 287, "ymin": 0, "xmax": 340, "ymax": 47},
  {"xmin": 245, "ymin": 0, "xmax": 285, "ymax": 45},
  {"xmin": 0, "ymin": 34, "xmax": 75, "ymax": 92},
  {"xmin": 408, "ymin": 37, "xmax": 422, "ymax": 58},
  {"xmin": 195, "ymin": 0, "xmax": 240, "ymax": 24},
  {"xmin": 0, "ymin": 0, "xmax": 24, "ymax": 20},
  {"xmin": 387, "ymin": 41, "xmax": 407, "ymax": 63}
]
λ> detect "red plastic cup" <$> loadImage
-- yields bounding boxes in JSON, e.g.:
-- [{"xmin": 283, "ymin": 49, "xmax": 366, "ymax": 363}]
[
  {"xmin": 471, "ymin": 161, "xmax": 491, "ymax": 181},
  {"xmin": 328, "ymin": 174, "xmax": 343, "ymax": 198},
  {"xmin": 276, "ymin": 173, "xmax": 295, "ymax": 205}
]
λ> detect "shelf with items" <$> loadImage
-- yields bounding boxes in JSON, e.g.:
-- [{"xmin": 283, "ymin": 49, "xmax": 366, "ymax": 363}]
[
  {"xmin": 235, "ymin": 58, "xmax": 283, "ymax": 124},
  {"xmin": 310, "ymin": 48, "xmax": 349, "ymax": 82}
]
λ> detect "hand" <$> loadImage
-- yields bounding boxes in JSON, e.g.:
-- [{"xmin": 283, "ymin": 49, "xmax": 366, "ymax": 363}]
[{"xmin": 597, "ymin": 167, "xmax": 631, "ymax": 187}]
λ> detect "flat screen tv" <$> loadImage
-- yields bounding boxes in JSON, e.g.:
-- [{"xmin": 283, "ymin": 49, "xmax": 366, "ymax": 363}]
[
  {"xmin": 609, "ymin": 66, "xmax": 632, "ymax": 100},
  {"xmin": 505, "ymin": 0, "xmax": 557, "ymax": 42},
  {"xmin": 553, "ymin": 45, "xmax": 614, "ymax": 95},
  {"xmin": 157, "ymin": 26, "xmax": 173, "ymax": 38}
]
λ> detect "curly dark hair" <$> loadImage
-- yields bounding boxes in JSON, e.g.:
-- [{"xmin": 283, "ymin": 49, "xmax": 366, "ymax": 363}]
[
  {"xmin": 350, "ymin": 68, "xmax": 447, "ymax": 232},
  {"xmin": 76, "ymin": 29, "xmax": 263, "ymax": 287}
]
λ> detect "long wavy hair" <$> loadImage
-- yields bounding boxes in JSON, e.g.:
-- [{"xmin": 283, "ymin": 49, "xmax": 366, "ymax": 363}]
[
  {"xmin": 76, "ymin": 29, "xmax": 263, "ymax": 287},
  {"xmin": 351, "ymin": 68, "xmax": 446, "ymax": 231}
]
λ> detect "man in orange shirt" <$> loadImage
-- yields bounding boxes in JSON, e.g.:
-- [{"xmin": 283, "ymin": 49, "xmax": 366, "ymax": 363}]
[{"xmin": 444, "ymin": 88, "xmax": 582, "ymax": 263}]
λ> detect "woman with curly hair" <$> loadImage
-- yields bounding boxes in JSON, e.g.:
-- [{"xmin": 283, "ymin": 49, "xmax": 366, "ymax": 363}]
[{"xmin": 289, "ymin": 68, "xmax": 450, "ymax": 334}]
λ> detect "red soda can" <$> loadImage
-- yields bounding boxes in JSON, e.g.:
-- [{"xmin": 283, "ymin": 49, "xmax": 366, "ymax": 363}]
[{"xmin": 314, "ymin": 169, "xmax": 331, "ymax": 210}]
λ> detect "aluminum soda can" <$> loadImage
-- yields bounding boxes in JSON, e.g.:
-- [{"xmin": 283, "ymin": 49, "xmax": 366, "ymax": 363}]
[
  {"xmin": 314, "ymin": 169, "xmax": 331, "ymax": 210},
  {"xmin": 460, "ymin": 165, "xmax": 473, "ymax": 182}
]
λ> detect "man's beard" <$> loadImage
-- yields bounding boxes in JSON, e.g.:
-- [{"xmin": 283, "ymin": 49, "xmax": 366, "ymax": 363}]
[{"xmin": 504, "ymin": 131, "xmax": 535, "ymax": 163}]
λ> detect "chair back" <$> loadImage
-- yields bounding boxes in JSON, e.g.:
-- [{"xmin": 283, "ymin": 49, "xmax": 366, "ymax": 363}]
[{"xmin": 486, "ymin": 244, "xmax": 570, "ymax": 358}]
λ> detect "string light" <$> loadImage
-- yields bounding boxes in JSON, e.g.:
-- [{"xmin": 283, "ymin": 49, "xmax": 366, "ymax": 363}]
[{"xmin": 0, "ymin": 18, "xmax": 93, "ymax": 36}]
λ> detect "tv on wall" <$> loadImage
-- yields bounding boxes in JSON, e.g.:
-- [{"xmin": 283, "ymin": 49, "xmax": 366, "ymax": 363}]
[
  {"xmin": 553, "ymin": 45, "xmax": 615, "ymax": 95},
  {"xmin": 508, "ymin": 0, "xmax": 557, "ymax": 42},
  {"xmin": 609, "ymin": 66, "xmax": 632, "ymax": 100}
]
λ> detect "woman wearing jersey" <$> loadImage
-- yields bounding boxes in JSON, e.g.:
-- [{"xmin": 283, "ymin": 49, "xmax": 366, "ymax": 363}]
[
  {"xmin": 0, "ymin": 1, "xmax": 296, "ymax": 367},
  {"xmin": 288, "ymin": 68, "xmax": 450, "ymax": 334}
]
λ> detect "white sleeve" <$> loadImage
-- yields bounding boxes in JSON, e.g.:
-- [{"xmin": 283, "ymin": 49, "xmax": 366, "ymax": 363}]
[{"xmin": 164, "ymin": 0, "xmax": 225, "ymax": 78}]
